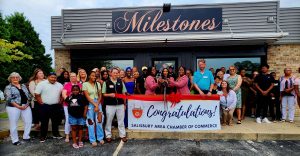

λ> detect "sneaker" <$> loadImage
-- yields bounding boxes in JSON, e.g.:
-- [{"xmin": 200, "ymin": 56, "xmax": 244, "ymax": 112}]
[
  {"xmin": 53, "ymin": 135, "xmax": 63, "ymax": 139},
  {"xmin": 23, "ymin": 139, "xmax": 32, "ymax": 142},
  {"xmin": 256, "ymin": 117, "xmax": 262, "ymax": 124},
  {"xmin": 280, "ymin": 119, "xmax": 286, "ymax": 122},
  {"xmin": 251, "ymin": 114, "xmax": 255, "ymax": 118},
  {"xmin": 289, "ymin": 120, "xmax": 294, "ymax": 123},
  {"xmin": 262, "ymin": 118, "xmax": 271, "ymax": 124},
  {"xmin": 40, "ymin": 137, "xmax": 46, "ymax": 143},
  {"xmin": 13, "ymin": 141, "xmax": 21, "ymax": 146}
]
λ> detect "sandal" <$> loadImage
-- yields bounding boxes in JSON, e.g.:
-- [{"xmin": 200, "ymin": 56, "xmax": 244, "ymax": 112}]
[
  {"xmin": 72, "ymin": 143, "xmax": 79, "ymax": 149},
  {"xmin": 237, "ymin": 120, "xmax": 242, "ymax": 124},
  {"xmin": 65, "ymin": 138, "xmax": 69, "ymax": 143},
  {"xmin": 78, "ymin": 142, "xmax": 84, "ymax": 148},
  {"xmin": 121, "ymin": 137, "xmax": 128, "ymax": 142},
  {"xmin": 99, "ymin": 140, "xmax": 105, "ymax": 145},
  {"xmin": 92, "ymin": 142, "xmax": 97, "ymax": 147},
  {"xmin": 106, "ymin": 138, "xmax": 112, "ymax": 143}
]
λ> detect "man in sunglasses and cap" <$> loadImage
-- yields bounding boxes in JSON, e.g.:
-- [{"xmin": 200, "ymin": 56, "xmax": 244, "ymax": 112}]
[
  {"xmin": 135, "ymin": 66, "xmax": 148, "ymax": 94},
  {"xmin": 35, "ymin": 72, "xmax": 63, "ymax": 143}
]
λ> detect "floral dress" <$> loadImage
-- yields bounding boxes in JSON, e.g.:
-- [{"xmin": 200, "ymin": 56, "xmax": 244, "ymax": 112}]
[{"xmin": 227, "ymin": 74, "xmax": 242, "ymax": 108}]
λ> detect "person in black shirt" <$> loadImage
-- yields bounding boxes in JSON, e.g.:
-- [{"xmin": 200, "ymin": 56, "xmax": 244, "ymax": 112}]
[
  {"xmin": 57, "ymin": 71, "xmax": 70, "ymax": 85},
  {"xmin": 254, "ymin": 64, "xmax": 274, "ymax": 124},
  {"xmin": 136, "ymin": 66, "xmax": 148, "ymax": 94},
  {"xmin": 65, "ymin": 85, "xmax": 88, "ymax": 149},
  {"xmin": 270, "ymin": 72, "xmax": 281, "ymax": 122}
]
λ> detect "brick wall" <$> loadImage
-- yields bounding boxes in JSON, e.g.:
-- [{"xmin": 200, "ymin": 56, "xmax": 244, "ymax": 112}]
[
  {"xmin": 54, "ymin": 49, "xmax": 71, "ymax": 73},
  {"xmin": 268, "ymin": 44, "xmax": 300, "ymax": 116},
  {"xmin": 267, "ymin": 44, "xmax": 300, "ymax": 78}
]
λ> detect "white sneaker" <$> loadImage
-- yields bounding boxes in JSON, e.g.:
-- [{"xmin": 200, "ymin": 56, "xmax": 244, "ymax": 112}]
[
  {"xmin": 262, "ymin": 118, "xmax": 271, "ymax": 124},
  {"xmin": 256, "ymin": 118, "xmax": 262, "ymax": 124}
]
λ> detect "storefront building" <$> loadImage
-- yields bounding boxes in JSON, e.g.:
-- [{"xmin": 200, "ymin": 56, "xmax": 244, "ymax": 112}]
[{"xmin": 51, "ymin": 0, "xmax": 299, "ymax": 76}]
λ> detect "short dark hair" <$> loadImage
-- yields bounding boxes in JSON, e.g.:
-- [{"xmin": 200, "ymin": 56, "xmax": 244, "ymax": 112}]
[
  {"xmin": 260, "ymin": 64, "xmax": 270, "ymax": 69},
  {"xmin": 71, "ymin": 85, "xmax": 80, "ymax": 91},
  {"xmin": 48, "ymin": 72, "xmax": 57, "ymax": 76}
]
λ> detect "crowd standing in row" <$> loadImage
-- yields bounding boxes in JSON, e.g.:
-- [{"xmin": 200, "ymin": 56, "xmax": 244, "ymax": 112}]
[{"xmin": 3, "ymin": 59, "xmax": 300, "ymax": 147}]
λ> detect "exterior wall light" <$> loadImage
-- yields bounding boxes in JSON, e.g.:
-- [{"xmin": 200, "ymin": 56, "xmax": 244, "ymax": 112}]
[
  {"xmin": 106, "ymin": 23, "xmax": 112, "ymax": 29},
  {"xmin": 267, "ymin": 16, "xmax": 275, "ymax": 23},
  {"xmin": 223, "ymin": 18, "xmax": 229, "ymax": 25},
  {"xmin": 163, "ymin": 3, "xmax": 171, "ymax": 12}
]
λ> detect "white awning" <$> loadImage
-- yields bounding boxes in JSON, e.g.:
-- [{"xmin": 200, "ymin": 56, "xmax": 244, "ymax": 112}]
[{"xmin": 60, "ymin": 32, "xmax": 289, "ymax": 47}]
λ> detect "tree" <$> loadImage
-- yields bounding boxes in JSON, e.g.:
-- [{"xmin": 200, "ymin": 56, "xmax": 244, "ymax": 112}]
[
  {"xmin": 234, "ymin": 60, "xmax": 260, "ymax": 76},
  {"xmin": 0, "ymin": 39, "xmax": 32, "ymax": 63},
  {"xmin": 0, "ymin": 13, "xmax": 52, "ymax": 90}
]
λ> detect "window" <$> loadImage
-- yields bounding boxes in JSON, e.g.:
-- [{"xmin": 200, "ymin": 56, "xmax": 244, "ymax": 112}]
[
  {"xmin": 71, "ymin": 59, "xmax": 134, "ymax": 72},
  {"xmin": 110, "ymin": 60, "xmax": 134, "ymax": 70},
  {"xmin": 153, "ymin": 59, "xmax": 177, "ymax": 72},
  {"xmin": 196, "ymin": 57, "xmax": 261, "ymax": 74}
]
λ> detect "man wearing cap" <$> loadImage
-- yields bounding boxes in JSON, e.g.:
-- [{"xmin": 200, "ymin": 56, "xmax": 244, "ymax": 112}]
[
  {"xmin": 35, "ymin": 72, "xmax": 63, "ymax": 143},
  {"xmin": 136, "ymin": 66, "xmax": 148, "ymax": 94}
]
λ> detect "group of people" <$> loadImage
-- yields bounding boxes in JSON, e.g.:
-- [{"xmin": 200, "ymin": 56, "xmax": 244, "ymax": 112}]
[{"xmin": 3, "ymin": 59, "xmax": 300, "ymax": 148}]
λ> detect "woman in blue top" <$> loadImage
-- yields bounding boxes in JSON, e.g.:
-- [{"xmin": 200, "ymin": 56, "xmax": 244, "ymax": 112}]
[
  {"xmin": 5, "ymin": 72, "xmax": 32, "ymax": 145},
  {"xmin": 123, "ymin": 67, "xmax": 135, "ymax": 128}
]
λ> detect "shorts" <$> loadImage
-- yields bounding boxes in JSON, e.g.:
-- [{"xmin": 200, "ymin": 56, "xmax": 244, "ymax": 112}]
[{"xmin": 69, "ymin": 115, "xmax": 85, "ymax": 126}]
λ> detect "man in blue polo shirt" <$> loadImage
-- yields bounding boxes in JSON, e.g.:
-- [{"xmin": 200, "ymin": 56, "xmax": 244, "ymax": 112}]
[{"xmin": 193, "ymin": 59, "xmax": 215, "ymax": 96}]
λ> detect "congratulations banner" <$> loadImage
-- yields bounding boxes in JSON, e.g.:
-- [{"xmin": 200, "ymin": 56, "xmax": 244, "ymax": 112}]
[{"xmin": 127, "ymin": 96, "xmax": 221, "ymax": 131}]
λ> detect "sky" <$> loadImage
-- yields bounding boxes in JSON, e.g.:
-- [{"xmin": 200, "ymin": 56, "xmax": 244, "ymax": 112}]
[{"xmin": 0, "ymin": 0, "xmax": 299, "ymax": 67}]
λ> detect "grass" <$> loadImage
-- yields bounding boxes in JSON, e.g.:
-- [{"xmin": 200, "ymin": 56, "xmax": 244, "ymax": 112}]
[{"xmin": 0, "ymin": 112, "xmax": 8, "ymax": 119}]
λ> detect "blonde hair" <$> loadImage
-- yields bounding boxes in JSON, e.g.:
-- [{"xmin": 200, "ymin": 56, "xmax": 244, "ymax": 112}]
[
  {"xmin": 8, "ymin": 72, "xmax": 22, "ymax": 82},
  {"xmin": 198, "ymin": 59, "xmax": 206, "ymax": 64},
  {"xmin": 77, "ymin": 69, "xmax": 87, "ymax": 82}
]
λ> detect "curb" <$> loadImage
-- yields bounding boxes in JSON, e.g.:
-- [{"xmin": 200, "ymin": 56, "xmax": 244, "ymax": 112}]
[{"xmin": 1, "ymin": 129, "xmax": 299, "ymax": 141}]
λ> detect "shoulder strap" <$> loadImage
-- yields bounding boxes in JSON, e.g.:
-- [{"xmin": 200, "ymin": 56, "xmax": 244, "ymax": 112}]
[
  {"xmin": 289, "ymin": 77, "xmax": 293, "ymax": 88},
  {"xmin": 280, "ymin": 76, "xmax": 284, "ymax": 82}
]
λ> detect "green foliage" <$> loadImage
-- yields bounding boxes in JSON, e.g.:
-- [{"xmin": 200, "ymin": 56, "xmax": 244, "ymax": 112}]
[
  {"xmin": 0, "ymin": 12, "xmax": 52, "ymax": 90},
  {"xmin": 0, "ymin": 112, "xmax": 8, "ymax": 119},
  {"xmin": 0, "ymin": 39, "xmax": 33, "ymax": 63},
  {"xmin": 234, "ymin": 60, "xmax": 260, "ymax": 76}
]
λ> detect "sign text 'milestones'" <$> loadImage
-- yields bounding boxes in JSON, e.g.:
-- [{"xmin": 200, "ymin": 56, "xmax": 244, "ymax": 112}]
[{"xmin": 112, "ymin": 8, "xmax": 222, "ymax": 34}]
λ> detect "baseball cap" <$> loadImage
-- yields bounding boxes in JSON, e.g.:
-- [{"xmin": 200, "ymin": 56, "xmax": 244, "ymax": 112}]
[
  {"xmin": 48, "ymin": 72, "xmax": 57, "ymax": 76},
  {"xmin": 142, "ymin": 66, "xmax": 148, "ymax": 71}
]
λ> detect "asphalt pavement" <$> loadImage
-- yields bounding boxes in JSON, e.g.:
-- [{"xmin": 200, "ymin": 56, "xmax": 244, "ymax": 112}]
[{"xmin": 0, "ymin": 138, "xmax": 299, "ymax": 156}]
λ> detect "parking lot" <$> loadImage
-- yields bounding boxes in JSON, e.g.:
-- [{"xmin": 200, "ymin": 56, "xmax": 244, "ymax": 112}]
[{"xmin": 1, "ymin": 138, "xmax": 300, "ymax": 156}]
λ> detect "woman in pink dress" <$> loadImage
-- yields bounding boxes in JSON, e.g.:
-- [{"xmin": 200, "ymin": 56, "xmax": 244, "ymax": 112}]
[
  {"xmin": 169, "ymin": 66, "xmax": 190, "ymax": 95},
  {"xmin": 145, "ymin": 66, "xmax": 159, "ymax": 95}
]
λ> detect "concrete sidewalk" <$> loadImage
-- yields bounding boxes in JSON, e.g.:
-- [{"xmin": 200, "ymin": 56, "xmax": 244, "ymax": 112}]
[{"xmin": 1, "ymin": 117, "xmax": 300, "ymax": 141}]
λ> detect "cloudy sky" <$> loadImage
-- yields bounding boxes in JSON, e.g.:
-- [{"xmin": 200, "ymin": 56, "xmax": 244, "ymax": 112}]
[{"xmin": 0, "ymin": 0, "xmax": 299, "ymax": 67}]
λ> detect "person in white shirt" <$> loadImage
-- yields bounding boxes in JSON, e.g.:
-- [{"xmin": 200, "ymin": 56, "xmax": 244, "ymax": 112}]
[
  {"xmin": 35, "ymin": 72, "xmax": 63, "ymax": 143},
  {"xmin": 279, "ymin": 68, "xmax": 296, "ymax": 123},
  {"xmin": 218, "ymin": 80, "xmax": 237, "ymax": 126},
  {"xmin": 294, "ymin": 67, "xmax": 300, "ymax": 108}
]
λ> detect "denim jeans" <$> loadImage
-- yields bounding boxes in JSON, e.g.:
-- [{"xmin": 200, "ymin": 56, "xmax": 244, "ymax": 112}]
[{"xmin": 86, "ymin": 99, "xmax": 104, "ymax": 143}]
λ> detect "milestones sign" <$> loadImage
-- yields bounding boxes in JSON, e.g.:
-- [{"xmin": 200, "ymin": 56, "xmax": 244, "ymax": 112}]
[{"xmin": 112, "ymin": 8, "xmax": 222, "ymax": 33}]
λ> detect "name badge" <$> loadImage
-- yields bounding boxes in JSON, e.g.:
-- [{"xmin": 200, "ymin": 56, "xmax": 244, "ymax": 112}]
[
  {"xmin": 203, "ymin": 76, "xmax": 208, "ymax": 79},
  {"xmin": 274, "ymin": 83, "xmax": 278, "ymax": 86},
  {"xmin": 109, "ymin": 85, "xmax": 114, "ymax": 88}
]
